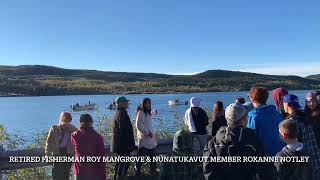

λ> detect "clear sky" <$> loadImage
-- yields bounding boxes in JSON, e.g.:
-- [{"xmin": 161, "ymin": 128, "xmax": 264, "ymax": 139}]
[{"xmin": 0, "ymin": 0, "xmax": 319, "ymax": 76}]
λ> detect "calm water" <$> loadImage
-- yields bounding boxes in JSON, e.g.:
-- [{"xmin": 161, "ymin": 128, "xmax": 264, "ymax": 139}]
[{"xmin": 0, "ymin": 90, "xmax": 310, "ymax": 142}]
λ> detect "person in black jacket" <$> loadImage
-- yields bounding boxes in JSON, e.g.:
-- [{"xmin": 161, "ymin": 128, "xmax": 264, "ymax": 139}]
[
  {"xmin": 111, "ymin": 96, "xmax": 136, "ymax": 179},
  {"xmin": 275, "ymin": 119, "xmax": 312, "ymax": 180},
  {"xmin": 203, "ymin": 103, "xmax": 276, "ymax": 180},
  {"xmin": 185, "ymin": 97, "xmax": 209, "ymax": 155},
  {"xmin": 210, "ymin": 101, "xmax": 227, "ymax": 137}
]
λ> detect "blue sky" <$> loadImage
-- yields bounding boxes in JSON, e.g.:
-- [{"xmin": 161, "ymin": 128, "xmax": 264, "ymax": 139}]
[{"xmin": 0, "ymin": 0, "xmax": 319, "ymax": 76}]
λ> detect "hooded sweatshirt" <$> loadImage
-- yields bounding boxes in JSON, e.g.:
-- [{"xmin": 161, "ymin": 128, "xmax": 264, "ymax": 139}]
[
  {"xmin": 272, "ymin": 88, "xmax": 288, "ymax": 118},
  {"xmin": 247, "ymin": 105, "xmax": 284, "ymax": 156},
  {"xmin": 272, "ymin": 88, "xmax": 288, "ymax": 110},
  {"xmin": 184, "ymin": 97, "xmax": 208, "ymax": 135}
]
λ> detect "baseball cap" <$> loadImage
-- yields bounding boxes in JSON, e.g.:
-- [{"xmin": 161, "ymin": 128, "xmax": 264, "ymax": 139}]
[
  {"xmin": 225, "ymin": 103, "xmax": 251, "ymax": 125},
  {"xmin": 283, "ymin": 94, "xmax": 301, "ymax": 110},
  {"xmin": 116, "ymin": 96, "xmax": 130, "ymax": 104}
]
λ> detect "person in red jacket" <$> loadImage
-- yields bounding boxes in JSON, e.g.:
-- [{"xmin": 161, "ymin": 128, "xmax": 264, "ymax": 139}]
[{"xmin": 71, "ymin": 114, "xmax": 106, "ymax": 180}]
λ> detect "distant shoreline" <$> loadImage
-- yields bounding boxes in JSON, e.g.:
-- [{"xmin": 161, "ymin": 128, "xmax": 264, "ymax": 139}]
[
  {"xmin": 0, "ymin": 91, "xmax": 210, "ymax": 97},
  {"xmin": 1, "ymin": 65, "xmax": 319, "ymax": 97},
  {"xmin": 0, "ymin": 89, "xmax": 311, "ymax": 98}
]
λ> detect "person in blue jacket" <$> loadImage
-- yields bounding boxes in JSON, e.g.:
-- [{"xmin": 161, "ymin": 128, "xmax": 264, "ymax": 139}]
[{"xmin": 247, "ymin": 87, "xmax": 284, "ymax": 156}]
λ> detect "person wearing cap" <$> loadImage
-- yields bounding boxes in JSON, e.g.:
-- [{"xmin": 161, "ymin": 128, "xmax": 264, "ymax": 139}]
[
  {"xmin": 160, "ymin": 129, "xmax": 203, "ymax": 180},
  {"xmin": 271, "ymin": 87, "xmax": 289, "ymax": 118},
  {"xmin": 305, "ymin": 91, "xmax": 320, "ymax": 146},
  {"xmin": 203, "ymin": 103, "xmax": 276, "ymax": 180},
  {"xmin": 275, "ymin": 119, "xmax": 312, "ymax": 180},
  {"xmin": 184, "ymin": 97, "xmax": 209, "ymax": 155},
  {"xmin": 283, "ymin": 94, "xmax": 320, "ymax": 180},
  {"xmin": 247, "ymin": 87, "xmax": 284, "ymax": 156},
  {"xmin": 111, "ymin": 96, "xmax": 135, "ymax": 179},
  {"xmin": 45, "ymin": 112, "xmax": 77, "ymax": 180}
]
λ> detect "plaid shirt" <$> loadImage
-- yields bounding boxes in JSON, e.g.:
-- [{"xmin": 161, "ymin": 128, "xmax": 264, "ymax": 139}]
[{"xmin": 287, "ymin": 111, "xmax": 320, "ymax": 179}]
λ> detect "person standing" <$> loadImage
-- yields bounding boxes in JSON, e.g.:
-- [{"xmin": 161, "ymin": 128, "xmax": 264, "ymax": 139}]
[
  {"xmin": 247, "ymin": 87, "xmax": 284, "ymax": 156},
  {"xmin": 275, "ymin": 119, "xmax": 312, "ymax": 180},
  {"xmin": 283, "ymin": 94, "xmax": 320, "ymax": 179},
  {"xmin": 210, "ymin": 101, "xmax": 227, "ymax": 137},
  {"xmin": 160, "ymin": 129, "xmax": 202, "ymax": 180},
  {"xmin": 45, "ymin": 112, "xmax": 77, "ymax": 180},
  {"xmin": 203, "ymin": 103, "xmax": 276, "ymax": 180},
  {"xmin": 71, "ymin": 114, "xmax": 106, "ymax": 180},
  {"xmin": 184, "ymin": 97, "xmax": 209, "ymax": 155},
  {"xmin": 111, "ymin": 96, "xmax": 136, "ymax": 179},
  {"xmin": 305, "ymin": 91, "xmax": 320, "ymax": 145},
  {"xmin": 135, "ymin": 98, "xmax": 158, "ymax": 176},
  {"xmin": 272, "ymin": 87, "xmax": 289, "ymax": 118}
]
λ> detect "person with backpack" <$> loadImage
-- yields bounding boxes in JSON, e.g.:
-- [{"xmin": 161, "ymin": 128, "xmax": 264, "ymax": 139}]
[
  {"xmin": 203, "ymin": 103, "xmax": 276, "ymax": 180},
  {"xmin": 45, "ymin": 112, "xmax": 77, "ymax": 180},
  {"xmin": 184, "ymin": 97, "xmax": 209, "ymax": 155},
  {"xmin": 275, "ymin": 119, "xmax": 312, "ymax": 180},
  {"xmin": 111, "ymin": 96, "xmax": 136, "ymax": 179},
  {"xmin": 283, "ymin": 94, "xmax": 320, "ymax": 179},
  {"xmin": 135, "ymin": 98, "xmax": 158, "ymax": 176},
  {"xmin": 160, "ymin": 129, "xmax": 203, "ymax": 180},
  {"xmin": 247, "ymin": 87, "xmax": 284, "ymax": 156}
]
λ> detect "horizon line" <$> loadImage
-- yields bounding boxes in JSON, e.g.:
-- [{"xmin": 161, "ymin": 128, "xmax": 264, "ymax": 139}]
[{"xmin": 0, "ymin": 64, "xmax": 318, "ymax": 78}]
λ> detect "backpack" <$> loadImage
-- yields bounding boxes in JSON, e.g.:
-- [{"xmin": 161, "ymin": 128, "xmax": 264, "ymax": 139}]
[{"xmin": 213, "ymin": 127, "xmax": 258, "ymax": 177}]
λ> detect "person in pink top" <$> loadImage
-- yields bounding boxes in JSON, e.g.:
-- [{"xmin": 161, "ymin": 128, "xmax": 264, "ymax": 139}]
[{"xmin": 71, "ymin": 114, "xmax": 106, "ymax": 180}]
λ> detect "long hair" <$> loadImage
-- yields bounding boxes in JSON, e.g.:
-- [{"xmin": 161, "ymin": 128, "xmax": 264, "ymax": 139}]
[
  {"xmin": 214, "ymin": 101, "xmax": 224, "ymax": 115},
  {"xmin": 59, "ymin": 112, "xmax": 72, "ymax": 125},
  {"xmin": 79, "ymin": 114, "xmax": 93, "ymax": 130},
  {"xmin": 136, "ymin": 98, "xmax": 151, "ymax": 116},
  {"xmin": 305, "ymin": 100, "xmax": 320, "ymax": 122}
]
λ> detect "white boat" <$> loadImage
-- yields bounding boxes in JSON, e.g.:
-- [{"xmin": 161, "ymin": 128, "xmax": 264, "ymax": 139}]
[{"xmin": 168, "ymin": 100, "xmax": 188, "ymax": 106}]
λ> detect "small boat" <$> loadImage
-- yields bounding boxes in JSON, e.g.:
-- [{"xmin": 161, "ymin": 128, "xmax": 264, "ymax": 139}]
[
  {"xmin": 71, "ymin": 103, "xmax": 96, "ymax": 112},
  {"xmin": 168, "ymin": 100, "xmax": 188, "ymax": 106}
]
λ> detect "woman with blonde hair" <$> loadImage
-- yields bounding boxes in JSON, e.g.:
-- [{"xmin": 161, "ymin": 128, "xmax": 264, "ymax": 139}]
[{"xmin": 45, "ymin": 112, "xmax": 77, "ymax": 180}]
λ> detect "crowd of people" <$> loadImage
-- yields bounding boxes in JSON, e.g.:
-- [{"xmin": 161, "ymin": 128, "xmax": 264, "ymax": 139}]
[{"xmin": 44, "ymin": 87, "xmax": 320, "ymax": 180}]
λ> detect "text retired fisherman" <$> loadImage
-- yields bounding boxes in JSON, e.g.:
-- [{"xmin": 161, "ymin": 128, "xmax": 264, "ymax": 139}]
[{"xmin": 9, "ymin": 156, "xmax": 310, "ymax": 163}]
